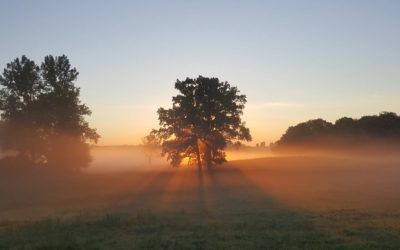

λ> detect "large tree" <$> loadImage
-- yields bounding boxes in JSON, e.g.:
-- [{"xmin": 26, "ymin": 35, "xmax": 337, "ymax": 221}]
[
  {"xmin": 154, "ymin": 76, "xmax": 251, "ymax": 169},
  {"xmin": 39, "ymin": 55, "xmax": 100, "ymax": 168},
  {"xmin": 0, "ymin": 55, "xmax": 99, "ymax": 169},
  {"xmin": 0, "ymin": 56, "xmax": 45, "ymax": 161}
]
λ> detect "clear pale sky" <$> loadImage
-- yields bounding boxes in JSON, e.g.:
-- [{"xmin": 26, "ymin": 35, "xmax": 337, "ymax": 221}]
[{"xmin": 1, "ymin": 0, "xmax": 399, "ymax": 145}]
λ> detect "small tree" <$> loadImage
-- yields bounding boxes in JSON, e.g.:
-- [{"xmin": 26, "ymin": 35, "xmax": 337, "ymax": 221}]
[
  {"xmin": 142, "ymin": 130, "xmax": 161, "ymax": 165},
  {"xmin": 153, "ymin": 76, "xmax": 251, "ymax": 169}
]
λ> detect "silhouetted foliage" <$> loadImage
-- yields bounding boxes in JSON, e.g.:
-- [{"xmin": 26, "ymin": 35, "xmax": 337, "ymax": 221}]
[
  {"xmin": 277, "ymin": 119, "xmax": 334, "ymax": 145},
  {"xmin": 153, "ymin": 76, "xmax": 251, "ymax": 169},
  {"xmin": 0, "ymin": 56, "xmax": 44, "ymax": 162},
  {"xmin": 0, "ymin": 55, "xmax": 99, "ymax": 169},
  {"xmin": 274, "ymin": 112, "xmax": 400, "ymax": 151}
]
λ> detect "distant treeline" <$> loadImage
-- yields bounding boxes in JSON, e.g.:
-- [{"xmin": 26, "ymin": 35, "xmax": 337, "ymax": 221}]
[{"xmin": 273, "ymin": 112, "xmax": 400, "ymax": 152}]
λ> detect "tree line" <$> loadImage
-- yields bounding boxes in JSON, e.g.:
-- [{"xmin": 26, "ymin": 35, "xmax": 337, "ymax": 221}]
[
  {"xmin": 273, "ymin": 112, "xmax": 400, "ymax": 151},
  {"xmin": 4, "ymin": 54, "xmax": 398, "ymax": 170}
]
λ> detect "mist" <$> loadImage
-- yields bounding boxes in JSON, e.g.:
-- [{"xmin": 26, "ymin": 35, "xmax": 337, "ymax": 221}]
[
  {"xmin": 87, "ymin": 146, "xmax": 273, "ymax": 173},
  {"xmin": 2, "ymin": 144, "xmax": 400, "ymax": 219},
  {"xmin": 1, "ymin": 0, "xmax": 400, "ymax": 247}
]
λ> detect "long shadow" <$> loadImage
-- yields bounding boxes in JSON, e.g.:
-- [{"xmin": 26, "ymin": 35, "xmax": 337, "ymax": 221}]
[
  {"xmin": 207, "ymin": 166, "xmax": 279, "ymax": 211},
  {"xmin": 105, "ymin": 169, "xmax": 177, "ymax": 213},
  {"xmin": 196, "ymin": 167, "xmax": 206, "ymax": 215},
  {"xmin": 2, "ymin": 162, "xmax": 399, "ymax": 249},
  {"xmin": 204, "ymin": 164, "xmax": 400, "ymax": 248},
  {"xmin": 102, "ymin": 161, "xmax": 400, "ymax": 249},
  {"xmin": 202, "ymin": 164, "xmax": 346, "ymax": 249}
]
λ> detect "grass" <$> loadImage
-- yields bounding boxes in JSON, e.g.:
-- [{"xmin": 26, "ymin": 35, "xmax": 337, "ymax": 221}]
[
  {"xmin": 1, "ymin": 156, "xmax": 400, "ymax": 249},
  {"xmin": 0, "ymin": 211, "xmax": 340, "ymax": 249}
]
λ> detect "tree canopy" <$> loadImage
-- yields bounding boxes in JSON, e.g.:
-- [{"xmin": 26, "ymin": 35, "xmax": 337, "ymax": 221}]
[
  {"xmin": 0, "ymin": 55, "xmax": 99, "ymax": 169},
  {"xmin": 153, "ymin": 76, "xmax": 251, "ymax": 169}
]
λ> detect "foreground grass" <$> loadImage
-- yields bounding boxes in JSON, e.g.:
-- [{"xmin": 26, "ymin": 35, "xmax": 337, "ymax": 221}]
[
  {"xmin": 1, "ymin": 157, "xmax": 400, "ymax": 249},
  {"xmin": 1, "ymin": 210, "xmax": 400, "ymax": 249}
]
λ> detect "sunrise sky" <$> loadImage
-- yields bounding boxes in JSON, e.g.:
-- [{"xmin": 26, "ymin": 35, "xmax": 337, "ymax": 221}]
[{"xmin": 1, "ymin": 0, "xmax": 399, "ymax": 145}]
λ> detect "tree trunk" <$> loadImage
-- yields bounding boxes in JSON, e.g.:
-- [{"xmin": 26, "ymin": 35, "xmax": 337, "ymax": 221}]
[{"xmin": 195, "ymin": 140, "xmax": 202, "ymax": 171}]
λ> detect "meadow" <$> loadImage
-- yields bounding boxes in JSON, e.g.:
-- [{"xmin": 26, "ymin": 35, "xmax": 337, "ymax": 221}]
[{"xmin": 0, "ymin": 148, "xmax": 400, "ymax": 249}]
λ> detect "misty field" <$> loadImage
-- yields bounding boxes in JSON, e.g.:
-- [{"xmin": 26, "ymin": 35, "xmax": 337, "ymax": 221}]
[{"xmin": 1, "ymin": 153, "xmax": 400, "ymax": 249}]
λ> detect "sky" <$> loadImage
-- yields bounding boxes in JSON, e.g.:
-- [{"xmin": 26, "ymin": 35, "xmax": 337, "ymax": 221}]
[{"xmin": 0, "ymin": 0, "xmax": 399, "ymax": 145}]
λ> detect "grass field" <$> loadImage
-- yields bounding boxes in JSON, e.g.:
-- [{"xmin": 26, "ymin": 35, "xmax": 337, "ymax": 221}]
[{"xmin": 1, "ymin": 156, "xmax": 400, "ymax": 249}]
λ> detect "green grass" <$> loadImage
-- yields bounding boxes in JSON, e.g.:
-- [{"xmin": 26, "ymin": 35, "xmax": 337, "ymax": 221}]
[
  {"xmin": 1, "ymin": 157, "xmax": 400, "ymax": 249},
  {"xmin": 2, "ymin": 209, "xmax": 400, "ymax": 249}
]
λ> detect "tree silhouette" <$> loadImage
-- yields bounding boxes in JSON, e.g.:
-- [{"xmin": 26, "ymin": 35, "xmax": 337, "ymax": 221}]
[
  {"xmin": 154, "ymin": 76, "xmax": 251, "ymax": 169},
  {"xmin": 39, "ymin": 55, "xmax": 100, "ymax": 168},
  {"xmin": 0, "ymin": 55, "xmax": 99, "ymax": 169},
  {"xmin": 0, "ymin": 56, "xmax": 44, "ymax": 162},
  {"xmin": 142, "ymin": 131, "xmax": 161, "ymax": 165},
  {"xmin": 274, "ymin": 112, "xmax": 400, "ymax": 151},
  {"xmin": 277, "ymin": 118, "xmax": 333, "ymax": 145}
]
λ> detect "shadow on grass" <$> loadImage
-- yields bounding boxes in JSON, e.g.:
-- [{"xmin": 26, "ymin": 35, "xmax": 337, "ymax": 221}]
[
  {"xmin": 104, "ymin": 169, "xmax": 177, "ymax": 213},
  {"xmin": 1, "ymin": 164, "xmax": 400, "ymax": 249},
  {"xmin": 203, "ymin": 166, "xmax": 342, "ymax": 249}
]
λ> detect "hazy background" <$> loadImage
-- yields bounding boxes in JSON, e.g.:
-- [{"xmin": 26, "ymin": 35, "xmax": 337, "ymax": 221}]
[
  {"xmin": 88, "ymin": 146, "xmax": 271, "ymax": 172},
  {"xmin": 1, "ymin": 0, "xmax": 400, "ymax": 145}
]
